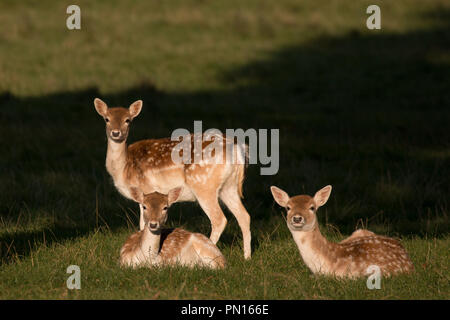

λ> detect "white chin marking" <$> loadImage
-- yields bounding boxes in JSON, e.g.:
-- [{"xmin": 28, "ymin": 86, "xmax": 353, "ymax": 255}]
[{"xmin": 289, "ymin": 224, "xmax": 303, "ymax": 231}]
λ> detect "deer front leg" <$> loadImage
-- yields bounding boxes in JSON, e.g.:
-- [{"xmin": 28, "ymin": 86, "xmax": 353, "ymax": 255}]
[
  {"xmin": 139, "ymin": 203, "xmax": 145, "ymax": 230},
  {"xmin": 147, "ymin": 249, "xmax": 161, "ymax": 266}
]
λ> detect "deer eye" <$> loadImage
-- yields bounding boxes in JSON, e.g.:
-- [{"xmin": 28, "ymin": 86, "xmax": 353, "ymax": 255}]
[
  {"xmin": 310, "ymin": 206, "xmax": 315, "ymax": 211},
  {"xmin": 125, "ymin": 119, "xmax": 130, "ymax": 124},
  {"xmin": 163, "ymin": 206, "xmax": 168, "ymax": 211},
  {"xmin": 143, "ymin": 205, "xmax": 147, "ymax": 210},
  {"xmin": 286, "ymin": 206, "xmax": 291, "ymax": 211},
  {"xmin": 105, "ymin": 118, "xmax": 110, "ymax": 123}
]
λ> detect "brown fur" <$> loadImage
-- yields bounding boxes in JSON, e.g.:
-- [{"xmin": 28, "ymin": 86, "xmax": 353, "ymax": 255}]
[
  {"xmin": 271, "ymin": 185, "xmax": 414, "ymax": 278},
  {"xmin": 340, "ymin": 229, "xmax": 375, "ymax": 244},
  {"xmin": 120, "ymin": 190, "xmax": 226, "ymax": 269},
  {"xmin": 94, "ymin": 98, "xmax": 252, "ymax": 259},
  {"xmin": 119, "ymin": 231, "xmax": 142, "ymax": 262}
]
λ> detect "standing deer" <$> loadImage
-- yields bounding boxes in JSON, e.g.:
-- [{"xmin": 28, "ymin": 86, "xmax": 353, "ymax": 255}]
[
  {"xmin": 270, "ymin": 185, "xmax": 414, "ymax": 278},
  {"xmin": 120, "ymin": 187, "xmax": 226, "ymax": 269},
  {"xmin": 94, "ymin": 98, "xmax": 251, "ymax": 259}
]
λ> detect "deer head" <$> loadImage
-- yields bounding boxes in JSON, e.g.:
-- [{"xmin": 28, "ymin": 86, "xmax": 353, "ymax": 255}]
[
  {"xmin": 270, "ymin": 185, "xmax": 332, "ymax": 232},
  {"xmin": 94, "ymin": 98, "xmax": 143, "ymax": 143},
  {"xmin": 130, "ymin": 187, "xmax": 183, "ymax": 232}
]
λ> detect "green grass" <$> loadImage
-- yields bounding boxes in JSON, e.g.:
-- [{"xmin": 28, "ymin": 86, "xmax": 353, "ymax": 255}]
[
  {"xmin": 0, "ymin": 0, "xmax": 449, "ymax": 299},
  {"xmin": 0, "ymin": 222, "xmax": 448, "ymax": 299}
]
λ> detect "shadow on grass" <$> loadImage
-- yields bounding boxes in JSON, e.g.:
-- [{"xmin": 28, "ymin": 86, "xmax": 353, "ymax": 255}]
[
  {"xmin": 0, "ymin": 225, "xmax": 91, "ymax": 264},
  {"xmin": 0, "ymin": 8, "xmax": 449, "ymax": 265}
]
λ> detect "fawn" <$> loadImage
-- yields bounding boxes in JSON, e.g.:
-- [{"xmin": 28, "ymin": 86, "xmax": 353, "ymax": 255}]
[
  {"xmin": 94, "ymin": 98, "xmax": 251, "ymax": 259},
  {"xmin": 120, "ymin": 187, "xmax": 226, "ymax": 269},
  {"xmin": 270, "ymin": 185, "xmax": 414, "ymax": 278}
]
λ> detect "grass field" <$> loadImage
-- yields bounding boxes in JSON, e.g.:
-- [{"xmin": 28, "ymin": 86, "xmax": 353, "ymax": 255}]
[{"xmin": 0, "ymin": 0, "xmax": 449, "ymax": 299}]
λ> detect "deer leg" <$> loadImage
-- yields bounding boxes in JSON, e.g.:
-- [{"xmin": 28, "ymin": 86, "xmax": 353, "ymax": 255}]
[
  {"xmin": 193, "ymin": 190, "xmax": 227, "ymax": 245},
  {"xmin": 220, "ymin": 185, "xmax": 251, "ymax": 259},
  {"xmin": 191, "ymin": 234, "xmax": 226, "ymax": 269},
  {"xmin": 139, "ymin": 203, "xmax": 145, "ymax": 230},
  {"xmin": 340, "ymin": 229, "xmax": 376, "ymax": 244}
]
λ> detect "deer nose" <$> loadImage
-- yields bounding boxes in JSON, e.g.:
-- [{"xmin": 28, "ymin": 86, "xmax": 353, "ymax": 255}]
[
  {"xmin": 292, "ymin": 216, "xmax": 304, "ymax": 224},
  {"xmin": 111, "ymin": 130, "xmax": 120, "ymax": 138},
  {"xmin": 149, "ymin": 222, "xmax": 159, "ymax": 230}
]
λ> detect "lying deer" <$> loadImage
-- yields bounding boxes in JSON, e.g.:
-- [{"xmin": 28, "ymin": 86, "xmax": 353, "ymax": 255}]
[
  {"xmin": 120, "ymin": 187, "xmax": 226, "ymax": 269},
  {"xmin": 270, "ymin": 185, "xmax": 414, "ymax": 278},
  {"xmin": 94, "ymin": 98, "xmax": 251, "ymax": 259}
]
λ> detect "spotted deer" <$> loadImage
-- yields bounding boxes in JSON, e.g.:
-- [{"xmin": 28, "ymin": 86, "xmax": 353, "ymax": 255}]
[
  {"xmin": 270, "ymin": 185, "xmax": 414, "ymax": 278},
  {"xmin": 120, "ymin": 187, "xmax": 226, "ymax": 269},
  {"xmin": 94, "ymin": 98, "xmax": 251, "ymax": 259}
]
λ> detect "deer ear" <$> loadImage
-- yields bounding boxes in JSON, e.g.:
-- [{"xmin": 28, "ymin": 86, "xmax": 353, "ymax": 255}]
[
  {"xmin": 94, "ymin": 98, "xmax": 108, "ymax": 117},
  {"xmin": 129, "ymin": 187, "xmax": 144, "ymax": 204},
  {"xmin": 168, "ymin": 187, "xmax": 183, "ymax": 206},
  {"xmin": 270, "ymin": 186, "xmax": 290, "ymax": 207},
  {"xmin": 313, "ymin": 185, "xmax": 332, "ymax": 207},
  {"xmin": 129, "ymin": 100, "xmax": 143, "ymax": 119}
]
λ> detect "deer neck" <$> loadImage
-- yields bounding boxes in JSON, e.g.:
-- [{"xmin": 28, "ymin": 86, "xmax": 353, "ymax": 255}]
[
  {"xmin": 105, "ymin": 138, "xmax": 128, "ymax": 180},
  {"xmin": 290, "ymin": 224, "xmax": 337, "ymax": 274},
  {"xmin": 141, "ymin": 227, "xmax": 161, "ymax": 262}
]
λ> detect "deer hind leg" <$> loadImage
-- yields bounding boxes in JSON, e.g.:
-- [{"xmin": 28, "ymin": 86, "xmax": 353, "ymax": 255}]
[
  {"xmin": 188, "ymin": 184, "xmax": 227, "ymax": 245},
  {"xmin": 340, "ymin": 229, "xmax": 376, "ymax": 244},
  {"xmin": 197, "ymin": 194, "xmax": 227, "ymax": 245},
  {"xmin": 219, "ymin": 182, "xmax": 251, "ymax": 260},
  {"xmin": 185, "ymin": 162, "xmax": 228, "ymax": 245},
  {"xmin": 191, "ymin": 234, "xmax": 226, "ymax": 269}
]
